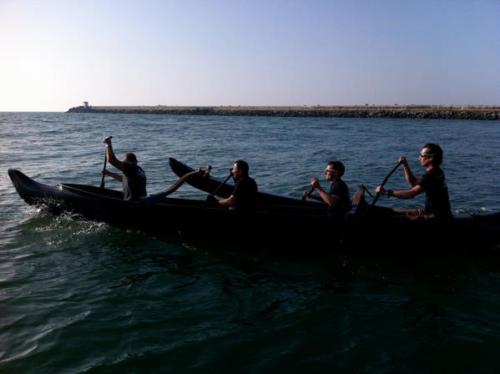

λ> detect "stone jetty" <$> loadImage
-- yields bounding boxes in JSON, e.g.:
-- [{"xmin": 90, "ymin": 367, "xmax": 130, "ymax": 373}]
[{"xmin": 67, "ymin": 105, "xmax": 500, "ymax": 120}]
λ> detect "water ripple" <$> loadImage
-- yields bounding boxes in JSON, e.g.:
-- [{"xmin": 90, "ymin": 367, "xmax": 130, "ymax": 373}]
[{"xmin": 2, "ymin": 113, "xmax": 500, "ymax": 372}]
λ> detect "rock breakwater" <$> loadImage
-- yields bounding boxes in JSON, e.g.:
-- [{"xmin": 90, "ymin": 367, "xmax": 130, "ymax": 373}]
[{"xmin": 67, "ymin": 105, "xmax": 500, "ymax": 120}]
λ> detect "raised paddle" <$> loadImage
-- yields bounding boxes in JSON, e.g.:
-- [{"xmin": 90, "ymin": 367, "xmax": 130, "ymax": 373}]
[
  {"xmin": 100, "ymin": 136, "xmax": 113, "ymax": 188},
  {"xmin": 369, "ymin": 160, "xmax": 402, "ymax": 209}
]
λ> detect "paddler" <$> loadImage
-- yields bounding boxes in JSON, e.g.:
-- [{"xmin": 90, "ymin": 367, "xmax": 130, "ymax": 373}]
[
  {"xmin": 304, "ymin": 161, "xmax": 351, "ymax": 222},
  {"xmin": 101, "ymin": 137, "xmax": 147, "ymax": 201},
  {"xmin": 208, "ymin": 160, "xmax": 258, "ymax": 212},
  {"xmin": 376, "ymin": 143, "xmax": 452, "ymax": 219}
]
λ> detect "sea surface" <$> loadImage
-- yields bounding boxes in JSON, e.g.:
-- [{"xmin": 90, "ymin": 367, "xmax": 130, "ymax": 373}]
[{"xmin": 1, "ymin": 112, "xmax": 500, "ymax": 373}]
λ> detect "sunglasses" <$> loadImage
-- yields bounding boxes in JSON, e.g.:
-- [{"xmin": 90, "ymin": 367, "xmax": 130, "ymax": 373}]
[
  {"xmin": 324, "ymin": 169, "xmax": 335, "ymax": 174},
  {"xmin": 418, "ymin": 153, "xmax": 432, "ymax": 159}
]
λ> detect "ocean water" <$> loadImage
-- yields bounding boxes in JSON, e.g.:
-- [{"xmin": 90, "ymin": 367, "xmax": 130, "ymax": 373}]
[{"xmin": 1, "ymin": 112, "xmax": 500, "ymax": 372}]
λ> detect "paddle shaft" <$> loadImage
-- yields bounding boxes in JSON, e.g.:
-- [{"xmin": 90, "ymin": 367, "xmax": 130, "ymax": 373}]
[
  {"xmin": 210, "ymin": 171, "xmax": 233, "ymax": 197},
  {"xmin": 302, "ymin": 186, "xmax": 315, "ymax": 201},
  {"xmin": 100, "ymin": 153, "xmax": 107, "ymax": 188},
  {"xmin": 369, "ymin": 161, "xmax": 402, "ymax": 208},
  {"xmin": 100, "ymin": 136, "xmax": 112, "ymax": 189}
]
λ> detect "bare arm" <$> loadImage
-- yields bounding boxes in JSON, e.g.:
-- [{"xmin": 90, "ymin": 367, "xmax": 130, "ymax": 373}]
[
  {"xmin": 104, "ymin": 138, "xmax": 125, "ymax": 171},
  {"xmin": 102, "ymin": 169, "xmax": 123, "ymax": 182},
  {"xmin": 218, "ymin": 195, "xmax": 237, "ymax": 207},
  {"xmin": 400, "ymin": 157, "xmax": 417, "ymax": 187},
  {"xmin": 162, "ymin": 169, "xmax": 206, "ymax": 196},
  {"xmin": 315, "ymin": 186, "xmax": 339, "ymax": 207},
  {"xmin": 393, "ymin": 185, "xmax": 423, "ymax": 199},
  {"xmin": 309, "ymin": 177, "xmax": 338, "ymax": 207},
  {"xmin": 376, "ymin": 184, "xmax": 423, "ymax": 199}
]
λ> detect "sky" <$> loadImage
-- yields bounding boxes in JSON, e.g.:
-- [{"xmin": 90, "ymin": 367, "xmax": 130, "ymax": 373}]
[{"xmin": 0, "ymin": 0, "xmax": 499, "ymax": 111}]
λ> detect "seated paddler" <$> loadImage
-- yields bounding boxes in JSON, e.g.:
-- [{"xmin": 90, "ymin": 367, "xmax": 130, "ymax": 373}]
[
  {"xmin": 208, "ymin": 160, "xmax": 258, "ymax": 212},
  {"xmin": 375, "ymin": 143, "xmax": 452, "ymax": 220},
  {"xmin": 101, "ymin": 136, "xmax": 147, "ymax": 201},
  {"xmin": 304, "ymin": 161, "xmax": 351, "ymax": 221}
]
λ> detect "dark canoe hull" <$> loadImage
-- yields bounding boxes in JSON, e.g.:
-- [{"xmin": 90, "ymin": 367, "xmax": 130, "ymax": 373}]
[
  {"xmin": 344, "ymin": 204, "xmax": 500, "ymax": 253},
  {"xmin": 8, "ymin": 169, "xmax": 330, "ymax": 248},
  {"xmin": 8, "ymin": 169, "xmax": 500, "ymax": 252},
  {"xmin": 168, "ymin": 158, "xmax": 323, "ymax": 208}
]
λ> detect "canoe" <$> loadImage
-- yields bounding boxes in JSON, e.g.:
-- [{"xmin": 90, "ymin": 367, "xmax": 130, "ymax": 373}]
[
  {"xmin": 8, "ymin": 169, "xmax": 330, "ymax": 247},
  {"xmin": 168, "ymin": 157, "xmax": 323, "ymax": 207},
  {"xmin": 8, "ymin": 169, "xmax": 500, "ymax": 252}
]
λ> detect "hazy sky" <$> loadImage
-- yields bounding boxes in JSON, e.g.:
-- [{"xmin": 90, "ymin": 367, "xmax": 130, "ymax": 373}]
[{"xmin": 1, "ymin": 0, "xmax": 499, "ymax": 111}]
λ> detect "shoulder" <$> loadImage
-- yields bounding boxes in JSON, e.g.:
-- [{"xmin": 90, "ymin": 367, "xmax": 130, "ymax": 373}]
[
  {"xmin": 245, "ymin": 177, "xmax": 258, "ymax": 189},
  {"xmin": 247, "ymin": 177, "xmax": 257, "ymax": 189},
  {"xmin": 330, "ymin": 180, "xmax": 348, "ymax": 193},
  {"xmin": 122, "ymin": 162, "xmax": 133, "ymax": 173},
  {"xmin": 234, "ymin": 177, "xmax": 257, "ymax": 192},
  {"xmin": 423, "ymin": 168, "xmax": 444, "ymax": 180},
  {"xmin": 419, "ymin": 168, "xmax": 444, "ymax": 186},
  {"xmin": 136, "ymin": 166, "xmax": 146, "ymax": 177},
  {"xmin": 123, "ymin": 163, "xmax": 145, "ymax": 176}
]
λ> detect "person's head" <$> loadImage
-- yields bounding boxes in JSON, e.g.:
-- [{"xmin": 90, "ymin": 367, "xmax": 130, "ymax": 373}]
[
  {"xmin": 324, "ymin": 161, "xmax": 345, "ymax": 181},
  {"xmin": 125, "ymin": 153, "xmax": 138, "ymax": 165},
  {"xmin": 419, "ymin": 143, "xmax": 443, "ymax": 167},
  {"xmin": 232, "ymin": 160, "xmax": 249, "ymax": 180}
]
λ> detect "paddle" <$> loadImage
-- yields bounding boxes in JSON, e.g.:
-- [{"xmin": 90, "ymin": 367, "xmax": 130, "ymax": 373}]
[
  {"xmin": 205, "ymin": 169, "xmax": 233, "ymax": 206},
  {"xmin": 210, "ymin": 169, "xmax": 233, "ymax": 197},
  {"xmin": 368, "ymin": 160, "xmax": 402, "ymax": 209},
  {"xmin": 100, "ymin": 136, "xmax": 112, "ymax": 188}
]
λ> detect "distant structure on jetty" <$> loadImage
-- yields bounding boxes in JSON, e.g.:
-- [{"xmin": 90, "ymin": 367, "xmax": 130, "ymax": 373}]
[{"xmin": 67, "ymin": 104, "xmax": 500, "ymax": 120}]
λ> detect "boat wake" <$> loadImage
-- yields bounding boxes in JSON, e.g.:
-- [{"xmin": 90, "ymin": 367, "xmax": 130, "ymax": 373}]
[{"xmin": 19, "ymin": 207, "xmax": 108, "ymax": 243}]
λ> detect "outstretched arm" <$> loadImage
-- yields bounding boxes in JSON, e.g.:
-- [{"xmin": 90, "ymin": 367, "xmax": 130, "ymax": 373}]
[
  {"xmin": 143, "ymin": 168, "xmax": 210, "ymax": 205},
  {"xmin": 162, "ymin": 168, "xmax": 207, "ymax": 196}
]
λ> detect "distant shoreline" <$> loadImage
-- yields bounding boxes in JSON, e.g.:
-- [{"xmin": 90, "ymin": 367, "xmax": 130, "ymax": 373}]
[{"xmin": 67, "ymin": 105, "xmax": 500, "ymax": 120}]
